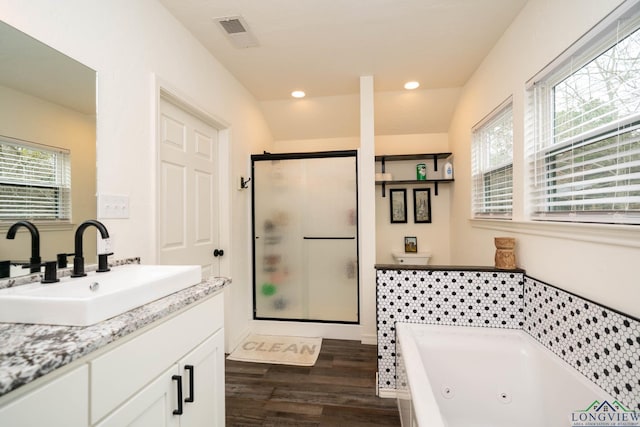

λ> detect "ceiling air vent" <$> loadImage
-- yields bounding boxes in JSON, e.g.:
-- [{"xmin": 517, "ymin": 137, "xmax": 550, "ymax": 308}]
[
  {"xmin": 214, "ymin": 16, "xmax": 259, "ymax": 49},
  {"xmin": 219, "ymin": 18, "xmax": 246, "ymax": 34}
]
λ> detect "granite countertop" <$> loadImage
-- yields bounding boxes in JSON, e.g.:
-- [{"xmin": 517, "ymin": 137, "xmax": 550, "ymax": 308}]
[{"xmin": 0, "ymin": 273, "xmax": 230, "ymax": 398}]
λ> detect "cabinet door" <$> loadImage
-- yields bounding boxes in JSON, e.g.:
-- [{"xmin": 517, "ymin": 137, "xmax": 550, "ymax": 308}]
[
  {"xmin": 90, "ymin": 293, "xmax": 223, "ymax": 423},
  {"xmin": 0, "ymin": 365, "xmax": 88, "ymax": 427},
  {"xmin": 95, "ymin": 366, "xmax": 180, "ymax": 427},
  {"xmin": 179, "ymin": 329, "xmax": 225, "ymax": 426}
]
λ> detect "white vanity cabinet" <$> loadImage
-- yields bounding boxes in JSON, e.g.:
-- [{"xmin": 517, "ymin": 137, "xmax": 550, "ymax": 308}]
[
  {"xmin": 0, "ymin": 289, "xmax": 225, "ymax": 427},
  {"xmin": 178, "ymin": 330, "xmax": 225, "ymax": 426},
  {"xmin": 91, "ymin": 292, "xmax": 225, "ymax": 426},
  {"xmin": 94, "ymin": 364, "xmax": 179, "ymax": 427},
  {"xmin": 0, "ymin": 365, "xmax": 88, "ymax": 427},
  {"xmin": 95, "ymin": 330, "xmax": 224, "ymax": 427}
]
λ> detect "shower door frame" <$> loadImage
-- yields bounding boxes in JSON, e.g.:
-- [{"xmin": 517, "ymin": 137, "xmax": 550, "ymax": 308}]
[{"xmin": 251, "ymin": 150, "xmax": 360, "ymax": 324}]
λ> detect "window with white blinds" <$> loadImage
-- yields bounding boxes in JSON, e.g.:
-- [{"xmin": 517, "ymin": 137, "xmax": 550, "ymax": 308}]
[
  {"xmin": 472, "ymin": 101, "xmax": 513, "ymax": 218},
  {"xmin": 0, "ymin": 137, "xmax": 71, "ymax": 222},
  {"xmin": 528, "ymin": 8, "xmax": 640, "ymax": 225}
]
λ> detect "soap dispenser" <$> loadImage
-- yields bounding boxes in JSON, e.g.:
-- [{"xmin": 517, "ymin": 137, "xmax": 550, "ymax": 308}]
[{"xmin": 444, "ymin": 161, "xmax": 453, "ymax": 179}]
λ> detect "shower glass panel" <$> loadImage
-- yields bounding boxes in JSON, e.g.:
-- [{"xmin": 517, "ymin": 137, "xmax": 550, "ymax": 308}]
[{"xmin": 252, "ymin": 151, "xmax": 358, "ymax": 323}]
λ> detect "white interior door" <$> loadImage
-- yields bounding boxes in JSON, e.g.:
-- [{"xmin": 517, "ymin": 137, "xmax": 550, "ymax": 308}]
[{"xmin": 158, "ymin": 97, "xmax": 219, "ymax": 278}]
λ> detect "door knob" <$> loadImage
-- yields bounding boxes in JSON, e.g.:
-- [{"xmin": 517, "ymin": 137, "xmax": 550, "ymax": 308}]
[{"xmin": 213, "ymin": 249, "xmax": 224, "ymax": 257}]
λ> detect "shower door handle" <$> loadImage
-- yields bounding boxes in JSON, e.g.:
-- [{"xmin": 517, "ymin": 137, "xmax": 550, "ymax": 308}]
[{"xmin": 303, "ymin": 236, "xmax": 355, "ymax": 240}]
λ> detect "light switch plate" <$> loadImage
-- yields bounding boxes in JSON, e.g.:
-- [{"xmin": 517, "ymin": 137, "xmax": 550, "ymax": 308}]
[{"xmin": 98, "ymin": 194, "xmax": 129, "ymax": 219}]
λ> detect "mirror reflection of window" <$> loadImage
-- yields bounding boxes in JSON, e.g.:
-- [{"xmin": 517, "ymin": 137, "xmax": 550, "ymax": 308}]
[{"xmin": 0, "ymin": 137, "xmax": 71, "ymax": 222}]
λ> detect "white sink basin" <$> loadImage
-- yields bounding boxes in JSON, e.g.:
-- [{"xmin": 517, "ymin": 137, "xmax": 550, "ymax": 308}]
[{"xmin": 0, "ymin": 264, "xmax": 202, "ymax": 326}]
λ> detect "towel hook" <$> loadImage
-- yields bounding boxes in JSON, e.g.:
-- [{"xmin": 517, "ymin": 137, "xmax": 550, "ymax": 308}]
[{"xmin": 240, "ymin": 176, "xmax": 251, "ymax": 189}]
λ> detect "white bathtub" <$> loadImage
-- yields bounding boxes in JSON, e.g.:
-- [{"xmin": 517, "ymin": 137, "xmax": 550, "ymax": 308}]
[{"xmin": 396, "ymin": 323, "xmax": 612, "ymax": 427}]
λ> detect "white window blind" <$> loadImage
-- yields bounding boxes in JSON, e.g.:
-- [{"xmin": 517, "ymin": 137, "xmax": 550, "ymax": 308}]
[
  {"xmin": 0, "ymin": 137, "xmax": 71, "ymax": 221},
  {"xmin": 528, "ymin": 8, "xmax": 640, "ymax": 225},
  {"xmin": 472, "ymin": 101, "xmax": 513, "ymax": 218}
]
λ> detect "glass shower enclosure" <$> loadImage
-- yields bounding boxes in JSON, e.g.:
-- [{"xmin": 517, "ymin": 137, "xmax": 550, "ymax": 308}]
[{"xmin": 252, "ymin": 150, "xmax": 359, "ymax": 323}]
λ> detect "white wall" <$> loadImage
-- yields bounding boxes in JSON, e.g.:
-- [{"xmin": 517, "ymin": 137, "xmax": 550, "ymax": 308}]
[
  {"xmin": 272, "ymin": 136, "xmax": 359, "ymax": 153},
  {"xmin": 261, "ymin": 88, "xmax": 462, "ymax": 141},
  {"xmin": 261, "ymin": 94, "xmax": 360, "ymax": 141},
  {"xmin": 375, "ymin": 134, "xmax": 451, "ymax": 265},
  {"xmin": 0, "ymin": 0, "xmax": 274, "ymax": 349},
  {"xmin": 448, "ymin": 0, "xmax": 640, "ymax": 317}
]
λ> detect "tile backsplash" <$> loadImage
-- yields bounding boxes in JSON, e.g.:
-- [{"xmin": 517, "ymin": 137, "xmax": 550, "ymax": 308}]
[
  {"xmin": 524, "ymin": 276, "xmax": 640, "ymax": 411},
  {"xmin": 376, "ymin": 267, "xmax": 640, "ymax": 411},
  {"xmin": 376, "ymin": 268, "xmax": 524, "ymax": 390}
]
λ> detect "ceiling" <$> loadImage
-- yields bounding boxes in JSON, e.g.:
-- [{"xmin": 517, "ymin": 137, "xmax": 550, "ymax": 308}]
[{"xmin": 159, "ymin": 0, "xmax": 528, "ymax": 140}]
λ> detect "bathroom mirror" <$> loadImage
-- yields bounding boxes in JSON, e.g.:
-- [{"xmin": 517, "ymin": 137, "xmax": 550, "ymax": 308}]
[{"xmin": 0, "ymin": 20, "xmax": 97, "ymax": 278}]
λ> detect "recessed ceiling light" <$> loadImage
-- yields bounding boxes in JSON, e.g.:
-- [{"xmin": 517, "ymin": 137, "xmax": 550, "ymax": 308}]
[
  {"xmin": 291, "ymin": 90, "xmax": 306, "ymax": 98},
  {"xmin": 404, "ymin": 81, "xmax": 420, "ymax": 90}
]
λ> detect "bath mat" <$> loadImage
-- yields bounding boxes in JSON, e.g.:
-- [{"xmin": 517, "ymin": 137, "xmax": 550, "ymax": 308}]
[{"xmin": 227, "ymin": 334, "xmax": 322, "ymax": 366}]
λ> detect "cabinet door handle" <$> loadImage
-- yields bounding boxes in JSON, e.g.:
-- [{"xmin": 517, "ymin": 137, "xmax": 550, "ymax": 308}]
[
  {"xmin": 172, "ymin": 375, "xmax": 183, "ymax": 415},
  {"xmin": 213, "ymin": 249, "xmax": 224, "ymax": 257},
  {"xmin": 184, "ymin": 364, "xmax": 195, "ymax": 403}
]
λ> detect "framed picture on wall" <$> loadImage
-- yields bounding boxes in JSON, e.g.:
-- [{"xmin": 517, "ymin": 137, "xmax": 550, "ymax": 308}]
[
  {"xmin": 390, "ymin": 189, "xmax": 407, "ymax": 223},
  {"xmin": 404, "ymin": 236, "xmax": 417, "ymax": 252},
  {"xmin": 413, "ymin": 188, "xmax": 432, "ymax": 223}
]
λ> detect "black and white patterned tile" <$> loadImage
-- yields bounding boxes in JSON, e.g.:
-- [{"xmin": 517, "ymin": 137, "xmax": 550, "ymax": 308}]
[
  {"xmin": 524, "ymin": 276, "xmax": 640, "ymax": 411},
  {"xmin": 376, "ymin": 269, "xmax": 525, "ymax": 390}
]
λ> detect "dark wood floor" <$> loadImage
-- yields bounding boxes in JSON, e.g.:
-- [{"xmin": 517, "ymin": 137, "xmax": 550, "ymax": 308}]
[{"xmin": 225, "ymin": 339, "xmax": 401, "ymax": 426}]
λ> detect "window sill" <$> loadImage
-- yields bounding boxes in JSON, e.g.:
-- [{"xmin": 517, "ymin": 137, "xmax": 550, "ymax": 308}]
[
  {"xmin": 470, "ymin": 218, "xmax": 640, "ymax": 249},
  {"xmin": 0, "ymin": 222, "xmax": 75, "ymax": 233}
]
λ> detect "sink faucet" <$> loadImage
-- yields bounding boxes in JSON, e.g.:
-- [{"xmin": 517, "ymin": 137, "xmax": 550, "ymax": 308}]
[
  {"xmin": 72, "ymin": 220, "xmax": 110, "ymax": 277},
  {"xmin": 6, "ymin": 221, "xmax": 41, "ymax": 273}
]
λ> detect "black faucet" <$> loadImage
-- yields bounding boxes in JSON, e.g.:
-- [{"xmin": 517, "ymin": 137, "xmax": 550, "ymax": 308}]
[
  {"xmin": 6, "ymin": 220, "xmax": 41, "ymax": 273},
  {"xmin": 0, "ymin": 260, "xmax": 10, "ymax": 279},
  {"xmin": 72, "ymin": 220, "xmax": 110, "ymax": 277}
]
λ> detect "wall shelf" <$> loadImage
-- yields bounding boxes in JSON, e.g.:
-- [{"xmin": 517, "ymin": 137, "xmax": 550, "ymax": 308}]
[
  {"xmin": 376, "ymin": 179, "xmax": 454, "ymax": 197},
  {"xmin": 375, "ymin": 153, "xmax": 454, "ymax": 197}
]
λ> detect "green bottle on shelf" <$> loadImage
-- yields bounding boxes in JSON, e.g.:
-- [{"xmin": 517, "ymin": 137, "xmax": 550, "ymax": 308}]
[{"xmin": 416, "ymin": 163, "xmax": 426, "ymax": 180}]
